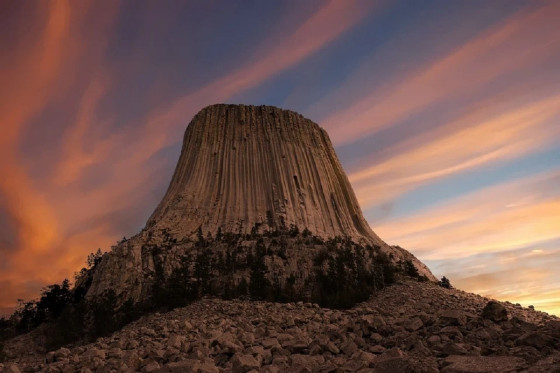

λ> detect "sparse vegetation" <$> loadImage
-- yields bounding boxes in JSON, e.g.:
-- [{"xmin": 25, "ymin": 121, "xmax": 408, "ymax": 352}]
[
  {"xmin": 403, "ymin": 259, "xmax": 420, "ymax": 278},
  {"xmin": 0, "ymin": 250, "xmax": 128, "ymax": 350},
  {"xmin": 439, "ymin": 276, "xmax": 452, "ymax": 289},
  {"xmin": 313, "ymin": 244, "xmax": 397, "ymax": 309}
]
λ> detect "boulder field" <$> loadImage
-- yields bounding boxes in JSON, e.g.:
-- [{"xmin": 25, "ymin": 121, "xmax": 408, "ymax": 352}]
[{"xmin": 2, "ymin": 280, "xmax": 558, "ymax": 372}]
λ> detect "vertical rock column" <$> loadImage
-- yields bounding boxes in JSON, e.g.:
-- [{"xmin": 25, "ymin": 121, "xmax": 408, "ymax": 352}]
[{"xmin": 146, "ymin": 104, "xmax": 385, "ymax": 247}]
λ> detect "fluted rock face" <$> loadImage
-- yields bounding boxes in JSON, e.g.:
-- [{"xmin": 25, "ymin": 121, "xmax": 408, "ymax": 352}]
[
  {"xmin": 86, "ymin": 104, "xmax": 435, "ymax": 303},
  {"xmin": 146, "ymin": 104, "xmax": 383, "ymax": 245}
]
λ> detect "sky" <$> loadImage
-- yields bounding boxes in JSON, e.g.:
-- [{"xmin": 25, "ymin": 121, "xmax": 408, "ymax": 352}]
[{"xmin": 1, "ymin": 0, "xmax": 559, "ymax": 317}]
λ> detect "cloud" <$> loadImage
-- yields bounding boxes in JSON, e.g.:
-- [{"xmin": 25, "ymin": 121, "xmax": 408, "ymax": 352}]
[
  {"xmin": 375, "ymin": 170, "xmax": 560, "ymax": 260},
  {"xmin": 0, "ymin": 1, "xmax": 70, "ymax": 146},
  {"xmin": 321, "ymin": 2, "xmax": 560, "ymax": 145},
  {"xmin": 348, "ymin": 95, "xmax": 560, "ymax": 207},
  {"xmin": 0, "ymin": 1, "xmax": 120, "ymax": 312},
  {"xmin": 0, "ymin": 1, "xmax": 72, "ymax": 259},
  {"xmin": 0, "ymin": 0, "xmax": 379, "ymax": 313},
  {"xmin": 54, "ymin": 76, "xmax": 112, "ymax": 185},
  {"xmin": 428, "ymin": 245, "xmax": 560, "ymax": 316}
]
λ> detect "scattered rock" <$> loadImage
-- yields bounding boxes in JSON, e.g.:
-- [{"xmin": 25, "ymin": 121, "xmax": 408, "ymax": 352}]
[
  {"xmin": 375, "ymin": 349, "xmax": 413, "ymax": 373},
  {"xmin": 159, "ymin": 359, "xmax": 200, "ymax": 372},
  {"xmin": 440, "ymin": 310, "xmax": 467, "ymax": 326},
  {"xmin": 441, "ymin": 355, "xmax": 525, "ymax": 373},
  {"xmin": 515, "ymin": 331, "xmax": 554, "ymax": 349},
  {"xmin": 142, "ymin": 360, "xmax": 160, "ymax": 372},
  {"xmin": 231, "ymin": 354, "xmax": 260, "ymax": 373},
  {"xmin": 184, "ymin": 320, "xmax": 193, "ymax": 331},
  {"xmin": 2, "ymin": 281, "xmax": 558, "ymax": 372},
  {"xmin": 404, "ymin": 316, "xmax": 424, "ymax": 331},
  {"xmin": 441, "ymin": 342, "xmax": 469, "ymax": 356},
  {"xmin": 2, "ymin": 364, "xmax": 21, "ymax": 373}
]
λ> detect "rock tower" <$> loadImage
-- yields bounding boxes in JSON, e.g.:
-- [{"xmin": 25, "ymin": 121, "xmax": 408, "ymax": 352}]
[
  {"xmin": 86, "ymin": 104, "xmax": 434, "ymax": 303},
  {"xmin": 147, "ymin": 104, "xmax": 385, "ymax": 245}
]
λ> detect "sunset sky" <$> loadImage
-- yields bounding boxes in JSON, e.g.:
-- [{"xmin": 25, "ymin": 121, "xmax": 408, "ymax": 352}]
[{"xmin": 1, "ymin": 0, "xmax": 559, "ymax": 317}]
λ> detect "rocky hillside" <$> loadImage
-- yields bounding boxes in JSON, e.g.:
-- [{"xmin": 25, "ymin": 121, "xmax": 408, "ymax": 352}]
[{"xmin": 2, "ymin": 280, "xmax": 558, "ymax": 372}]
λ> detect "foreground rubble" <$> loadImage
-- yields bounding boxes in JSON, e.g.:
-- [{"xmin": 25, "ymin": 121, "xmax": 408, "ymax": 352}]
[{"xmin": 2, "ymin": 281, "xmax": 559, "ymax": 372}]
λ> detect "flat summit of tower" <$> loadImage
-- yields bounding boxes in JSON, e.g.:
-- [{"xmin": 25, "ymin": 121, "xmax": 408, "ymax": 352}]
[{"xmin": 147, "ymin": 103, "xmax": 382, "ymax": 245}]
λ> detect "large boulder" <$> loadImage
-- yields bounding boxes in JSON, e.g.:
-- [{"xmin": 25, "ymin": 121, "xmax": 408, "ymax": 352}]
[
  {"xmin": 440, "ymin": 310, "xmax": 467, "ymax": 326},
  {"xmin": 482, "ymin": 301, "xmax": 508, "ymax": 322}
]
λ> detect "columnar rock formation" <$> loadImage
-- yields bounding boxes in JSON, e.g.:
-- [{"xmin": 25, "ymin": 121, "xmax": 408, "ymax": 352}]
[
  {"xmin": 147, "ymin": 104, "xmax": 384, "ymax": 245},
  {"xmin": 86, "ymin": 104, "xmax": 434, "ymax": 303}
]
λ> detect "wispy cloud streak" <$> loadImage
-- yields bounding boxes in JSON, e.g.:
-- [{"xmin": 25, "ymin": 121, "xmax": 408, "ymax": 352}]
[
  {"xmin": 0, "ymin": 1, "xmax": 119, "ymax": 311},
  {"xmin": 0, "ymin": 0, "xmax": 378, "ymax": 313},
  {"xmin": 349, "ymin": 95, "xmax": 560, "ymax": 207},
  {"xmin": 375, "ymin": 170, "xmax": 560, "ymax": 259},
  {"xmin": 322, "ymin": 2, "xmax": 560, "ymax": 145}
]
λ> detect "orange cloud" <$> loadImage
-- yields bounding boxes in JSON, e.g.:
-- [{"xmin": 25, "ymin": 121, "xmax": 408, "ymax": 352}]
[
  {"xmin": 455, "ymin": 273, "xmax": 560, "ymax": 317},
  {"xmin": 0, "ymin": 1, "xmax": 72, "ymax": 254},
  {"xmin": 321, "ymin": 2, "xmax": 560, "ymax": 145},
  {"xmin": 439, "ymin": 247, "xmax": 560, "ymax": 316},
  {"xmin": 375, "ymin": 170, "xmax": 560, "ymax": 260},
  {"xmin": 0, "ymin": 1, "xmax": 69, "ymax": 146},
  {"xmin": 0, "ymin": 0, "xmax": 378, "ymax": 314},
  {"xmin": 0, "ymin": 1, "xmax": 120, "ymax": 312},
  {"xmin": 378, "ymin": 172, "xmax": 560, "ymax": 316},
  {"xmin": 0, "ymin": 2, "xmax": 72, "ymax": 312},
  {"xmin": 54, "ymin": 75, "xmax": 112, "ymax": 185},
  {"xmin": 217, "ymin": 0, "xmax": 379, "ymax": 98}
]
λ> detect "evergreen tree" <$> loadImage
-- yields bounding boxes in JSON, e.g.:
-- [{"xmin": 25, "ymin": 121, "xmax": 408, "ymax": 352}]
[
  {"xmin": 439, "ymin": 276, "xmax": 452, "ymax": 289},
  {"xmin": 249, "ymin": 249, "xmax": 270, "ymax": 300}
]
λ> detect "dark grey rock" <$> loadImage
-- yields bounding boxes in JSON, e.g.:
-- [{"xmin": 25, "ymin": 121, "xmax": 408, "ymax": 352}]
[{"xmin": 482, "ymin": 301, "xmax": 508, "ymax": 322}]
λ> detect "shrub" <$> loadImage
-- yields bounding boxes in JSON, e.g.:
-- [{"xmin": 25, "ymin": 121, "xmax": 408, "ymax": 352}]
[
  {"xmin": 439, "ymin": 276, "xmax": 452, "ymax": 289},
  {"xmin": 14, "ymin": 279, "xmax": 73, "ymax": 333},
  {"xmin": 159, "ymin": 257, "xmax": 196, "ymax": 309},
  {"xmin": 194, "ymin": 249, "xmax": 212, "ymax": 295},
  {"xmin": 87, "ymin": 249, "xmax": 103, "ymax": 268},
  {"xmin": 403, "ymin": 259, "xmax": 419, "ymax": 278},
  {"xmin": 312, "ymin": 245, "xmax": 396, "ymax": 309},
  {"xmin": 90, "ymin": 290, "xmax": 119, "ymax": 338},
  {"xmin": 249, "ymin": 249, "xmax": 270, "ymax": 300}
]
